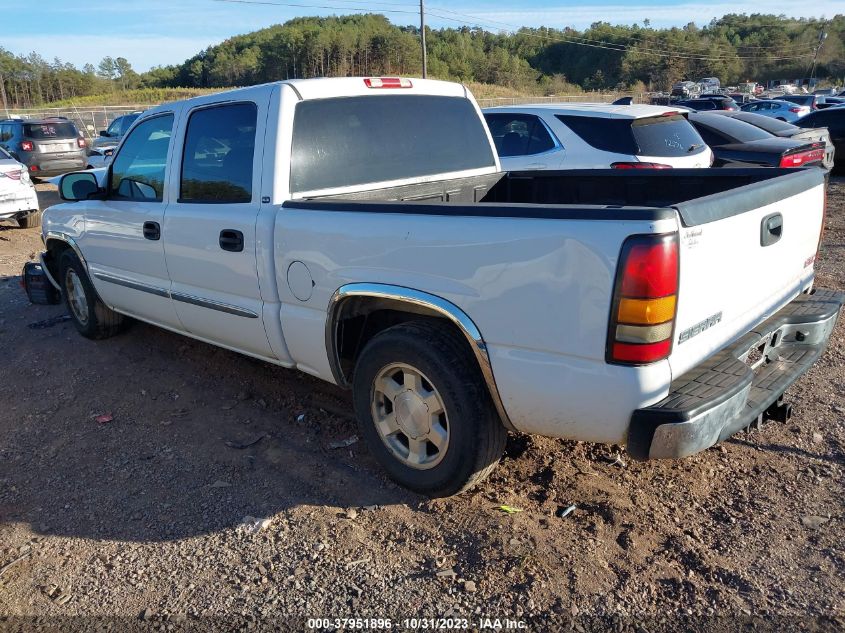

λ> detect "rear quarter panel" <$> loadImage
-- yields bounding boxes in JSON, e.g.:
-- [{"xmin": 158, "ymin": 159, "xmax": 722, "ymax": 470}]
[{"xmin": 275, "ymin": 207, "xmax": 678, "ymax": 443}]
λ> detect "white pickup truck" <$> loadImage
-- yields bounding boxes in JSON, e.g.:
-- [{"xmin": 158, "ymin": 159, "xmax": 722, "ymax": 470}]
[{"xmin": 41, "ymin": 77, "xmax": 843, "ymax": 496}]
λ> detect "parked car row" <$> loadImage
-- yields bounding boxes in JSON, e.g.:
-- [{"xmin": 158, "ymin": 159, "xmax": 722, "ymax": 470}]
[
  {"xmin": 483, "ymin": 100, "xmax": 840, "ymax": 172},
  {"xmin": 3, "ymin": 87, "xmax": 843, "ymax": 232}
]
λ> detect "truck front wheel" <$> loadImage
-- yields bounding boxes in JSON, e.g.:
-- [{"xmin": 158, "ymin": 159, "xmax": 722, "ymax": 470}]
[
  {"xmin": 352, "ymin": 321, "xmax": 507, "ymax": 497},
  {"xmin": 59, "ymin": 250, "xmax": 127, "ymax": 339}
]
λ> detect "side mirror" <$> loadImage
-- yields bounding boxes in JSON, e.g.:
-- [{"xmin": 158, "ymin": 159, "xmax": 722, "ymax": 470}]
[
  {"xmin": 99, "ymin": 130, "xmax": 110, "ymax": 138},
  {"xmin": 59, "ymin": 172, "xmax": 101, "ymax": 201}
]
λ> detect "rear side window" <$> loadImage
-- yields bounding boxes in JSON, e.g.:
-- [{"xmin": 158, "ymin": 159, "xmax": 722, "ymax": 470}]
[
  {"xmin": 0, "ymin": 124, "xmax": 12, "ymax": 142},
  {"xmin": 484, "ymin": 113, "xmax": 557, "ymax": 157},
  {"xmin": 291, "ymin": 95, "xmax": 496, "ymax": 194},
  {"xmin": 23, "ymin": 122, "xmax": 77, "ymax": 139},
  {"xmin": 557, "ymin": 114, "xmax": 705, "ymax": 157},
  {"xmin": 180, "ymin": 103, "xmax": 257, "ymax": 203},
  {"xmin": 556, "ymin": 116, "xmax": 636, "ymax": 154}
]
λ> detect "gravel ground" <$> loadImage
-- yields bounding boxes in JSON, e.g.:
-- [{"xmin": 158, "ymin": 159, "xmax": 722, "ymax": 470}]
[{"xmin": 0, "ymin": 180, "xmax": 844, "ymax": 631}]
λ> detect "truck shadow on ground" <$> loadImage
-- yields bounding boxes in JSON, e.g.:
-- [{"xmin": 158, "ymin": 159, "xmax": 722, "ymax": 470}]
[{"xmin": 0, "ymin": 285, "xmax": 426, "ymax": 543}]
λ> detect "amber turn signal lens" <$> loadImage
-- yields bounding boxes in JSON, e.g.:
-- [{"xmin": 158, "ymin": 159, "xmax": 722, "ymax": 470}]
[{"xmin": 617, "ymin": 296, "xmax": 676, "ymax": 325}]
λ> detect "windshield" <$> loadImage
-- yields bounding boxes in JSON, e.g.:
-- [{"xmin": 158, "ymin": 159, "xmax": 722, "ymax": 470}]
[
  {"xmin": 782, "ymin": 95, "xmax": 813, "ymax": 107},
  {"xmin": 23, "ymin": 121, "xmax": 78, "ymax": 139}
]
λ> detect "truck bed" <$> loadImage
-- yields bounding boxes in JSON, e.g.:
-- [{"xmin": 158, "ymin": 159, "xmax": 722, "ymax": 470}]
[{"xmin": 293, "ymin": 168, "xmax": 822, "ymax": 228}]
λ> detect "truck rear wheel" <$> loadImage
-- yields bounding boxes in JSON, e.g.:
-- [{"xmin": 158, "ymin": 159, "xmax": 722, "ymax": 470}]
[
  {"xmin": 59, "ymin": 250, "xmax": 126, "ymax": 339},
  {"xmin": 352, "ymin": 321, "xmax": 507, "ymax": 497}
]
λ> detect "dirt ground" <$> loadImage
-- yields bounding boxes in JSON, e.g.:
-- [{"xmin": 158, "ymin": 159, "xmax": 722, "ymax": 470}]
[{"xmin": 1, "ymin": 180, "xmax": 844, "ymax": 631}]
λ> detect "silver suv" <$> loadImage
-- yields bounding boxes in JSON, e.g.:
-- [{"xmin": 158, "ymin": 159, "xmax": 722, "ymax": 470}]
[{"xmin": 0, "ymin": 117, "xmax": 87, "ymax": 177}]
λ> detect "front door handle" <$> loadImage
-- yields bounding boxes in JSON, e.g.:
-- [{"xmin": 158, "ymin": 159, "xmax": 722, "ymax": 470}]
[
  {"xmin": 219, "ymin": 229, "xmax": 244, "ymax": 252},
  {"xmin": 760, "ymin": 213, "xmax": 783, "ymax": 247},
  {"xmin": 143, "ymin": 221, "xmax": 160, "ymax": 241}
]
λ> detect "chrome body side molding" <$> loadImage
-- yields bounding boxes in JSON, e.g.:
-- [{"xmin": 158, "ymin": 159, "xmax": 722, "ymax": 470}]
[
  {"xmin": 92, "ymin": 273, "xmax": 258, "ymax": 319},
  {"xmin": 171, "ymin": 291, "xmax": 259, "ymax": 319},
  {"xmin": 326, "ymin": 282, "xmax": 515, "ymax": 430},
  {"xmin": 93, "ymin": 272, "xmax": 169, "ymax": 298}
]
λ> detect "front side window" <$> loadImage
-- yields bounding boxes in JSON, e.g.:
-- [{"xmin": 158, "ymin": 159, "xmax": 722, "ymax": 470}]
[
  {"xmin": 106, "ymin": 117, "xmax": 123, "ymax": 137},
  {"xmin": 109, "ymin": 114, "xmax": 174, "ymax": 202},
  {"xmin": 180, "ymin": 102, "xmax": 257, "ymax": 203},
  {"xmin": 484, "ymin": 113, "xmax": 557, "ymax": 157}
]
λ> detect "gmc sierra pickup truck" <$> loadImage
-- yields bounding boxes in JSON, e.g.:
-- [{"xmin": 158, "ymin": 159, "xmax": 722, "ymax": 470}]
[{"xmin": 40, "ymin": 77, "xmax": 843, "ymax": 496}]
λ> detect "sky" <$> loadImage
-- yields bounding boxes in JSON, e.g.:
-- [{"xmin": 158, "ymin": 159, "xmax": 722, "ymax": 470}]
[{"xmin": 2, "ymin": 0, "xmax": 841, "ymax": 72}]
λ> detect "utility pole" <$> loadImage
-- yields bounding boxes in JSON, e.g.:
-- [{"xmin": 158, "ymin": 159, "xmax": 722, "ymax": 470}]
[
  {"xmin": 809, "ymin": 30, "xmax": 827, "ymax": 81},
  {"xmin": 420, "ymin": 0, "xmax": 427, "ymax": 78}
]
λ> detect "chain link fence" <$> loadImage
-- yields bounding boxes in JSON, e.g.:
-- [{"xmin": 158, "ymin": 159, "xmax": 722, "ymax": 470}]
[
  {"xmin": 2, "ymin": 105, "xmax": 155, "ymax": 140},
  {"xmin": 5, "ymin": 92, "xmax": 652, "ymax": 140}
]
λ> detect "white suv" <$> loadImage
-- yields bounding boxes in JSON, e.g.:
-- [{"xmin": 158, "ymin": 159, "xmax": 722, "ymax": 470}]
[{"xmin": 483, "ymin": 103, "xmax": 713, "ymax": 171}]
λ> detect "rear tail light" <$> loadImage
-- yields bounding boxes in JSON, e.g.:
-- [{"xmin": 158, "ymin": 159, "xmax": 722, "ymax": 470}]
[
  {"xmin": 20, "ymin": 140, "xmax": 33, "ymax": 152},
  {"xmin": 607, "ymin": 234, "xmax": 679, "ymax": 365},
  {"xmin": 779, "ymin": 145, "xmax": 825, "ymax": 167},
  {"xmin": 789, "ymin": 107, "xmax": 802, "ymax": 113},
  {"xmin": 364, "ymin": 77, "xmax": 413, "ymax": 89},
  {"xmin": 29, "ymin": 165, "xmax": 39, "ymax": 172},
  {"xmin": 610, "ymin": 162, "xmax": 672, "ymax": 169},
  {"xmin": 1, "ymin": 170, "xmax": 23, "ymax": 180},
  {"xmin": 77, "ymin": 137, "xmax": 87, "ymax": 148}
]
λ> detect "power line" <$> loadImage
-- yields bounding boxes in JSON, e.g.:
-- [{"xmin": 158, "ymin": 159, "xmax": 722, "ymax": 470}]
[
  {"xmin": 212, "ymin": 0, "xmax": 817, "ymax": 62},
  {"xmin": 424, "ymin": 6, "xmax": 816, "ymax": 60},
  {"xmin": 212, "ymin": 0, "xmax": 420, "ymax": 16}
]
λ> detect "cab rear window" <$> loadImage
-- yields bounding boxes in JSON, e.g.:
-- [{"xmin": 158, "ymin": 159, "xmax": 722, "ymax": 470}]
[
  {"xmin": 291, "ymin": 95, "xmax": 496, "ymax": 193},
  {"xmin": 556, "ymin": 114, "xmax": 705, "ymax": 157},
  {"xmin": 23, "ymin": 122, "xmax": 78, "ymax": 139}
]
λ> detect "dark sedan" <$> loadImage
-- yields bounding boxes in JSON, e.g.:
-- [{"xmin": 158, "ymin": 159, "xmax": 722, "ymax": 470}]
[
  {"xmin": 709, "ymin": 111, "xmax": 835, "ymax": 170},
  {"xmin": 796, "ymin": 108, "xmax": 845, "ymax": 172},
  {"xmin": 688, "ymin": 112, "xmax": 825, "ymax": 168},
  {"xmin": 675, "ymin": 96, "xmax": 739, "ymax": 111}
]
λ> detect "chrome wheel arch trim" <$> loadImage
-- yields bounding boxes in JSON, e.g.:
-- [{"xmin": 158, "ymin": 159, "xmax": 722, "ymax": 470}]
[
  {"xmin": 326, "ymin": 282, "xmax": 515, "ymax": 431},
  {"xmin": 45, "ymin": 231, "xmax": 89, "ymax": 275}
]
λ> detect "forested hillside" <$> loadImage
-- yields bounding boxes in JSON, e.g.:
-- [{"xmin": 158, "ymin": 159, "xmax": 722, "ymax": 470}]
[{"xmin": 1, "ymin": 12, "xmax": 843, "ymax": 108}]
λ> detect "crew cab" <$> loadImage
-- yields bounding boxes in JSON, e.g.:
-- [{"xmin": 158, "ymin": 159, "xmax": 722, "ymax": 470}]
[{"xmin": 40, "ymin": 78, "xmax": 843, "ymax": 496}]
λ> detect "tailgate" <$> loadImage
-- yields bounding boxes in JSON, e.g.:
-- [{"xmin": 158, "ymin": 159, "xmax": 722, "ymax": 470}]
[{"xmin": 668, "ymin": 169, "xmax": 825, "ymax": 377}]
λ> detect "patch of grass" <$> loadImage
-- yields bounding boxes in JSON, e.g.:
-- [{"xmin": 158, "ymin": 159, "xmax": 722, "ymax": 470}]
[{"xmin": 43, "ymin": 87, "xmax": 221, "ymax": 108}]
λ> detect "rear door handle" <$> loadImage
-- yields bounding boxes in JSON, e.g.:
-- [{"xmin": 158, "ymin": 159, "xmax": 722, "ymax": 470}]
[
  {"xmin": 219, "ymin": 229, "xmax": 244, "ymax": 252},
  {"xmin": 760, "ymin": 213, "xmax": 783, "ymax": 247},
  {"xmin": 143, "ymin": 221, "xmax": 160, "ymax": 241}
]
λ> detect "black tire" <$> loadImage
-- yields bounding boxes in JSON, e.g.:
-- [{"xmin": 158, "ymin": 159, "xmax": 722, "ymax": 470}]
[
  {"xmin": 352, "ymin": 320, "xmax": 507, "ymax": 497},
  {"xmin": 59, "ymin": 249, "xmax": 126, "ymax": 339},
  {"xmin": 18, "ymin": 210, "xmax": 42, "ymax": 229}
]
